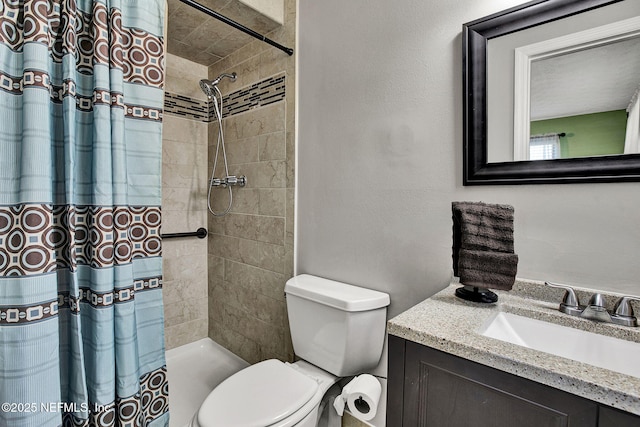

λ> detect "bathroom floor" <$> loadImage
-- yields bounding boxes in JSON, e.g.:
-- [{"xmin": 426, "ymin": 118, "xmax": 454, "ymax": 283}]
[{"xmin": 166, "ymin": 338, "xmax": 249, "ymax": 427}]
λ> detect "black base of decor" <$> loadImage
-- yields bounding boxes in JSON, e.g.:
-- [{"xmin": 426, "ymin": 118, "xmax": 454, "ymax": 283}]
[{"xmin": 455, "ymin": 286, "xmax": 498, "ymax": 303}]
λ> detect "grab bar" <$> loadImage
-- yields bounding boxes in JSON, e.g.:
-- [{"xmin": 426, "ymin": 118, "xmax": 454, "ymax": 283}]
[{"xmin": 160, "ymin": 228, "xmax": 208, "ymax": 239}]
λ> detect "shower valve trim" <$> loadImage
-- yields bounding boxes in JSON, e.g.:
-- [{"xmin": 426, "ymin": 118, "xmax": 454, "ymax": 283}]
[{"xmin": 210, "ymin": 175, "xmax": 247, "ymax": 188}]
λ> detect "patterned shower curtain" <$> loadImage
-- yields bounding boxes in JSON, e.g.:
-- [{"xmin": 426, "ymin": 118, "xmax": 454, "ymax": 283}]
[{"xmin": 0, "ymin": 1, "xmax": 168, "ymax": 426}]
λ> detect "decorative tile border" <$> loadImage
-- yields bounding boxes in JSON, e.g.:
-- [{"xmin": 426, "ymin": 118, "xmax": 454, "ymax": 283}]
[
  {"xmin": 163, "ymin": 93, "xmax": 209, "ymax": 121},
  {"xmin": 220, "ymin": 73, "xmax": 285, "ymax": 118},
  {"xmin": 163, "ymin": 73, "xmax": 285, "ymax": 122}
]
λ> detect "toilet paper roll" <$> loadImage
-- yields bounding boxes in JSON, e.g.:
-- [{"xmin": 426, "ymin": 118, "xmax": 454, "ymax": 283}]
[{"xmin": 333, "ymin": 374, "xmax": 381, "ymax": 422}]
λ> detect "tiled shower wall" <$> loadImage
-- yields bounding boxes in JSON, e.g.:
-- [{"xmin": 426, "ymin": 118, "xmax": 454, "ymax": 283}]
[
  {"xmin": 206, "ymin": 0, "xmax": 296, "ymax": 364},
  {"xmin": 162, "ymin": 53, "xmax": 209, "ymax": 349}
]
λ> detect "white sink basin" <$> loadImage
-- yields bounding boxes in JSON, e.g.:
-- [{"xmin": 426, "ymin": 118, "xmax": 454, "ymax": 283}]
[{"xmin": 479, "ymin": 312, "xmax": 640, "ymax": 378}]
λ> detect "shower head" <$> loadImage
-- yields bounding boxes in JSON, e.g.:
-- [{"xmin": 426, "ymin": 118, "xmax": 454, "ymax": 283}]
[
  {"xmin": 211, "ymin": 72, "xmax": 237, "ymax": 86},
  {"xmin": 199, "ymin": 72, "xmax": 237, "ymax": 99},
  {"xmin": 199, "ymin": 79, "xmax": 215, "ymax": 99}
]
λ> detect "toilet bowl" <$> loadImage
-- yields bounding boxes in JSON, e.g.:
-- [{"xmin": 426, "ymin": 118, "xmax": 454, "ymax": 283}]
[
  {"xmin": 189, "ymin": 360, "xmax": 338, "ymax": 427},
  {"xmin": 191, "ymin": 275, "xmax": 390, "ymax": 427}
]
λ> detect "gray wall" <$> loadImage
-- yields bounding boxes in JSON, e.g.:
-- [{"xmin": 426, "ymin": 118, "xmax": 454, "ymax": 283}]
[{"xmin": 297, "ymin": 0, "xmax": 640, "ymax": 319}]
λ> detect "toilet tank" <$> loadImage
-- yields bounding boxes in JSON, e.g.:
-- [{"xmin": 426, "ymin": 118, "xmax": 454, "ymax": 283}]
[{"xmin": 285, "ymin": 274, "xmax": 390, "ymax": 377}]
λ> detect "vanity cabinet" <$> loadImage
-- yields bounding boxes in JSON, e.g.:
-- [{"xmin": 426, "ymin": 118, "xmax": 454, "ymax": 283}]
[
  {"xmin": 598, "ymin": 406, "xmax": 640, "ymax": 427},
  {"xmin": 387, "ymin": 335, "xmax": 640, "ymax": 427}
]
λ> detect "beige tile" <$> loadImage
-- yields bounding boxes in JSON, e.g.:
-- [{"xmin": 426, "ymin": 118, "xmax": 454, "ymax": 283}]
[
  {"xmin": 258, "ymin": 188, "xmax": 285, "ymax": 216},
  {"xmin": 162, "ymin": 208, "xmax": 206, "ymax": 235},
  {"xmin": 165, "ymin": 318, "xmax": 208, "ymax": 350},
  {"xmin": 166, "ymin": 53, "xmax": 208, "ymax": 78},
  {"xmin": 167, "ymin": 4, "xmax": 210, "ymax": 43},
  {"xmin": 284, "ymin": 244, "xmax": 294, "ymax": 279},
  {"xmin": 224, "ymin": 136, "xmax": 260, "ymax": 164},
  {"xmin": 213, "ymin": 40, "xmax": 262, "ymax": 78},
  {"xmin": 209, "ymin": 233, "xmax": 285, "ymax": 273},
  {"xmin": 284, "ymin": 0, "xmax": 296, "ymax": 22},
  {"xmin": 207, "ymin": 213, "xmax": 226, "ymax": 234},
  {"xmin": 167, "ymin": 38, "xmax": 221, "ymax": 67},
  {"xmin": 210, "ymin": 280, "xmax": 285, "ymax": 327},
  {"xmin": 207, "ymin": 285, "xmax": 224, "ymax": 324},
  {"xmin": 163, "ymin": 278, "xmax": 207, "ymax": 306},
  {"xmin": 196, "ymin": 0, "xmax": 234, "ymax": 12},
  {"xmin": 232, "ymin": 160, "xmax": 285, "ymax": 189},
  {"xmin": 206, "ymin": 30, "xmax": 255, "ymax": 59},
  {"xmin": 232, "ymin": 55, "xmax": 262, "ymax": 89},
  {"xmin": 174, "ymin": 260, "xmax": 208, "ymax": 285},
  {"xmin": 165, "ymin": 76, "xmax": 208, "ymax": 102},
  {"xmin": 259, "ymin": 47, "xmax": 284, "ymax": 81},
  {"xmin": 222, "ymin": 1, "xmax": 281, "ymax": 34},
  {"xmin": 285, "ymin": 128, "xmax": 295, "ymax": 187},
  {"xmin": 163, "ymin": 115, "xmax": 207, "ymax": 144},
  {"xmin": 283, "ymin": 308, "xmax": 294, "ymax": 362},
  {"xmin": 184, "ymin": 18, "xmax": 235, "ymax": 53},
  {"xmin": 208, "ymin": 254, "xmax": 225, "ymax": 281},
  {"xmin": 227, "ymin": 188, "xmax": 261, "ymax": 215},
  {"xmin": 162, "ymin": 250, "xmax": 207, "ymax": 282},
  {"xmin": 162, "ymin": 139, "xmax": 208, "ymax": 168},
  {"xmin": 209, "ymin": 320, "xmax": 259, "ymax": 364},
  {"xmin": 164, "ymin": 296, "xmax": 208, "ymax": 328},
  {"xmin": 258, "ymin": 131, "xmax": 285, "ymax": 161},
  {"xmin": 342, "ymin": 413, "xmax": 369, "ymax": 427},
  {"xmin": 166, "ymin": 62, "xmax": 208, "ymax": 86},
  {"xmin": 285, "ymin": 188, "xmax": 294, "ymax": 246},
  {"xmin": 218, "ymin": 303, "xmax": 284, "ymax": 356},
  {"xmin": 167, "ymin": 0, "xmax": 183, "ymax": 16},
  {"xmin": 162, "ymin": 162, "xmax": 206, "ymax": 189},
  {"xmin": 223, "ymin": 213, "xmax": 284, "ymax": 245},
  {"xmin": 224, "ymin": 259, "xmax": 285, "ymax": 301},
  {"xmin": 224, "ymin": 103, "xmax": 285, "ymax": 140},
  {"xmin": 162, "ymin": 186, "xmax": 207, "ymax": 212}
]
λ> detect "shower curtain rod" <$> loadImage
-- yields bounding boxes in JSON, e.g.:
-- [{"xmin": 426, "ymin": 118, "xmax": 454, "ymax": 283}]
[
  {"xmin": 178, "ymin": 0, "xmax": 294, "ymax": 56},
  {"xmin": 531, "ymin": 132, "xmax": 566, "ymax": 137}
]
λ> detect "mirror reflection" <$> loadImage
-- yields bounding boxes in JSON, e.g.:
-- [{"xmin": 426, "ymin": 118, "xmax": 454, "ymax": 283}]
[
  {"xmin": 526, "ymin": 36, "xmax": 640, "ymax": 161},
  {"xmin": 465, "ymin": 0, "xmax": 640, "ymax": 185}
]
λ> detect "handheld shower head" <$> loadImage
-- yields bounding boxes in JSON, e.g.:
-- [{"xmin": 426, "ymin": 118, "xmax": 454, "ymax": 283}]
[
  {"xmin": 199, "ymin": 72, "xmax": 237, "ymax": 99},
  {"xmin": 199, "ymin": 79, "xmax": 215, "ymax": 99}
]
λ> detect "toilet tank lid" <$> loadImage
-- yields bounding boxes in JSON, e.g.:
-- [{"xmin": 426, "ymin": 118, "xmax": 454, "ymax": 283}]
[{"xmin": 285, "ymin": 274, "xmax": 390, "ymax": 312}]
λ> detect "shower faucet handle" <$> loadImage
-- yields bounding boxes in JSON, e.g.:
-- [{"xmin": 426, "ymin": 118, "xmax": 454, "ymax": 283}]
[
  {"xmin": 225, "ymin": 175, "xmax": 247, "ymax": 187},
  {"xmin": 209, "ymin": 175, "xmax": 247, "ymax": 188}
]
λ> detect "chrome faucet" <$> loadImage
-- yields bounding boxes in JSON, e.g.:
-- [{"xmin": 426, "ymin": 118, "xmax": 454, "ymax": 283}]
[{"xmin": 545, "ymin": 282, "xmax": 640, "ymax": 327}]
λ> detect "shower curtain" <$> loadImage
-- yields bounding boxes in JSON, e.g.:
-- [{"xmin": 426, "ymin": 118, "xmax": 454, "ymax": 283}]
[{"xmin": 0, "ymin": 1, "xmax": 168, "ymax": 426}]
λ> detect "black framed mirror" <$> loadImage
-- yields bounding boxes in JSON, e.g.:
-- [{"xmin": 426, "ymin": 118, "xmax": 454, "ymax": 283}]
[{"xmin": 463, "ymin": 0, "xmax": 640, "ymax": 185}]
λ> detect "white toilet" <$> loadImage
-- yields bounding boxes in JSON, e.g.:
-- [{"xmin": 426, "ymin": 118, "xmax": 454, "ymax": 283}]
[{"xmin": 190, "ymin": 274, "xmax": 390, "ymax": 427}]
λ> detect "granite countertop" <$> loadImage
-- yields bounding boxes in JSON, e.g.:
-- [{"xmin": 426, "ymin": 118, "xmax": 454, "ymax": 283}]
[{"xmin": 387, "ymin": 279, "xmax": 640, "ymax": 415}]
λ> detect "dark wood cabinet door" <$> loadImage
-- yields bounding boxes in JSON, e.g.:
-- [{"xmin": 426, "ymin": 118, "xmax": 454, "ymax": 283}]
[
  {"xmin": 599, "ymin": 406, "xmax": 640, "ymax": 427},
  {"xmin": 392, "ymin": 339, "xmax": 598, "ymax": 427}
]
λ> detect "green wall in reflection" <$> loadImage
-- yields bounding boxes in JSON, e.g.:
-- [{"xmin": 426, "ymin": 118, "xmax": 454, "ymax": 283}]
[{"xmin": 531, "ymin": 109, "xmax": 627, "ymax": 158}]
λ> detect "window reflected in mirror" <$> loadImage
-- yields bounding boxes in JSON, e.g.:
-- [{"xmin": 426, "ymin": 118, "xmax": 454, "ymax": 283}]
[{"xmin": 527, "ymin": 37, "xmax": 640, "ymax": 160}]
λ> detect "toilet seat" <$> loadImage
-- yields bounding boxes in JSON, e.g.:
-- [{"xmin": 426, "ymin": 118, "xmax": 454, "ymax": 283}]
[{"xmin": 196, "ymin": 359, "xmax": 319, "ymax": 427}]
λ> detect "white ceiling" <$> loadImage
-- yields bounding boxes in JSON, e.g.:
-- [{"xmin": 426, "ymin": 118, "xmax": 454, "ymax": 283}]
[{"xmin": 530, "ymin": 36, "xmax": 640, "ymax": 121}]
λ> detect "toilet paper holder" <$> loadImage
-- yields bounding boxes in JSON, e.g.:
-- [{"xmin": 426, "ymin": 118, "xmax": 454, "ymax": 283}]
[
  {"xmin": 353, "ymin": 396, "xmax": 371, "ymax": 415},
  {"xmin": 333, "ymin": 374, "xmax": 381, "ymax": 422}
]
